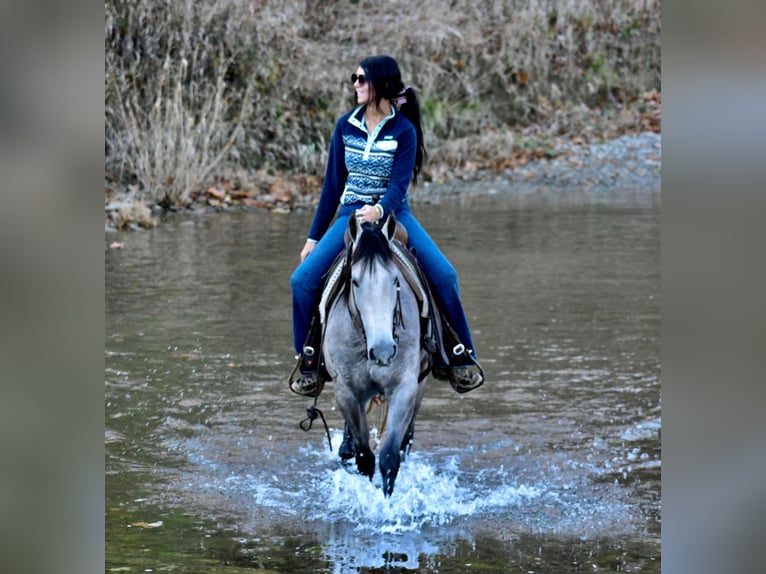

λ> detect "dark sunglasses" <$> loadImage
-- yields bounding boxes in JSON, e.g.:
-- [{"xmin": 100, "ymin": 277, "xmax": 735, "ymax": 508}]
[{"xmin": 350, "ymin": 74, "xmax": 366, "ymax": 85}]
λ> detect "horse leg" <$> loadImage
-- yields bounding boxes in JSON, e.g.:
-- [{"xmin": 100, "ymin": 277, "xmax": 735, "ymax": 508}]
[
  {"xmin": 336, "ymin": 387, "xmax": 375, "ymax": 480},
  {"xmin": 338, "ymin": 422, "xmax": 355, "ymax": 461},
  {"xmin": 400, "ymin": 376, "xmax": 426, "ymax": 459},
  {"xmin": 378, "ymin": 382, "xmax": 419, "ymax": 497},
  {"xmin": 355, "ymin": 439, "xmax": 376, "ymax": 480},
  {"xmin": 400, "ymin": 420, "xmax": 415, "ymax": 458}
]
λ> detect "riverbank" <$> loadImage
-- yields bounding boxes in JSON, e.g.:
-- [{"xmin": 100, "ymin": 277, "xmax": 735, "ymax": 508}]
[
  {"xmin": 106, "ymin": 1, "xmax": 660, "ymax": 210},
  {"xmin": 105, "ymin": 130, "xmax": 660, "ymax": 233}
]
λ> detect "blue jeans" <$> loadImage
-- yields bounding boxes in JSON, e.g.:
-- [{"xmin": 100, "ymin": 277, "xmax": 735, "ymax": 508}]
[{"xmin": 290, "ymin": 203, "xmax": 477, "ymax": 364}]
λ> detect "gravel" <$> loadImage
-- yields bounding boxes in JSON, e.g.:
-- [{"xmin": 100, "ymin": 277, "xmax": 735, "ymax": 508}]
[{"xmin": 414, "ymin": 132, "xmax": 661, "ymax": 201}]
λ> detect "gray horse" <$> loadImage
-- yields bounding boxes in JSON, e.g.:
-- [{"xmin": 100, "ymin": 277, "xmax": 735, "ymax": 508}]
[{"xmin": 323, "ymin": 212, "xmax": 427, "ymax": 497}]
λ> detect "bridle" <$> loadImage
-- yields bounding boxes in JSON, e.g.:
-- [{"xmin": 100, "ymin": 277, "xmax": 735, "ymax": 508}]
[{"xmin": 346, "ymin": 260, "xmax": 404, "ymax": 360}]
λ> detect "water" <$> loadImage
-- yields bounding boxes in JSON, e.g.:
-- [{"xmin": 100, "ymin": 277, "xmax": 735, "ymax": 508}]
[{"xmin": 105, "ymin": 189, "xmax": 660, "ymax": 572}]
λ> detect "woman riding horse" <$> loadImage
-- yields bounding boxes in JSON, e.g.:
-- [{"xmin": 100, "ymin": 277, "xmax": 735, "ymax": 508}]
[{"xmin": 289, "ymin": 54, "xmax": 484, "ymax": 396}]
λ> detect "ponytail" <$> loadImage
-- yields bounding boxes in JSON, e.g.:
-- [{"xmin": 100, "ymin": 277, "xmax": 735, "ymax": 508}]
[{"xmin": 394, "ymin": 86, "xmax": 426, "ymax": 185}]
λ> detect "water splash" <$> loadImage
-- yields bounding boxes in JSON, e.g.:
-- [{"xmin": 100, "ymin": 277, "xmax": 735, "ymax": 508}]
[
  {"xmin": 297, "ymin": 430, "xmax": 543, "ymax": 534},
  {"xmin": 175, "ymin": 428, "xmax": 642, "ymax": 540}
]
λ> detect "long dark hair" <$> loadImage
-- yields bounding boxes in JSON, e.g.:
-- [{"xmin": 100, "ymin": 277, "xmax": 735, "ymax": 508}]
[{"xmin": 359, "ymin": 55, "xmax": 426, "ymax": 184}]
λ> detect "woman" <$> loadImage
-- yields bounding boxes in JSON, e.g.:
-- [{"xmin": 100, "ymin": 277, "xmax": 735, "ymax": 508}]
[{"xmin": 289, "ymin": 55, "xmax": 483, "ymax": 395}]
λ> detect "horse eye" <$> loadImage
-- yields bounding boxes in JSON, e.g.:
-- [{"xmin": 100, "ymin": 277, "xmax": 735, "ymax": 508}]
[{"xmin": 352, "ymin": 279, "xmax": 359, "ymax": 287}]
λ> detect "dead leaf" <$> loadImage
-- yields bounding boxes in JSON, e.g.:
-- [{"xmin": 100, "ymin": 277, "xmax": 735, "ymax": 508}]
[
  {"xmin": 269, "ymin": 179, "xmax": 296, "ymax": 203},
  {"xmin": 230, "ymin": 188, "xmax": 256, "ymax": 199},
  {"xmin": 131, "ymin": 520, "xmax": 163, "ymax": 529},
  {"xmin": 207, "ymin": 186, "xmax": 226, "ymax": 200}
]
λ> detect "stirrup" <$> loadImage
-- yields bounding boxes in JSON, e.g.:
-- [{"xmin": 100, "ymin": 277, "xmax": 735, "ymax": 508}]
[
  {"xmin": 449, "ymin": 366, "xmax": 484, "ymax": 394},
  {"xmin": 290, "ymin": 372, "xmax": 320, "ymax": 396},
  {"xmin": 431, "ymin": 365, "xmax": 451, "ymax": 382},
  {"xmin": 287, "ymin": 353, "xmax": 324, "ymax": 397}
]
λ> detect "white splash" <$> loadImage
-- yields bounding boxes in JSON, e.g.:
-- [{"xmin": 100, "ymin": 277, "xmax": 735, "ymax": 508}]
[
  {"xmin": 181, "ymin": 428, "xmax": 637, "ymax": 539},
  {"xmin": 303, "ymin": 431, "xmax": 543, "ymax": 533}
]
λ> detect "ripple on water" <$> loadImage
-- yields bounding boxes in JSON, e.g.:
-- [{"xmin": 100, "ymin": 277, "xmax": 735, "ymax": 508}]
[{"xmin": 171, "ymin": 429, "xmax": 641, "ymax": 539}]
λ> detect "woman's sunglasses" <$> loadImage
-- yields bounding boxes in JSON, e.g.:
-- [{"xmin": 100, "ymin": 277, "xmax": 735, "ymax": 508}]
[{"xmin": 351, "ymin": 74, "xmax": 366, "ymax": 85}]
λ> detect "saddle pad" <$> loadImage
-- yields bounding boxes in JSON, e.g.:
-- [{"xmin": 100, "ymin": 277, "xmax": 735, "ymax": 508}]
[
  {"xmin": 390, "ymin": 241, "xmax": 429, "ymax": 319},
  {"xmin": 318, "ymin": 252, "xmax": 347, "ymax": 325}
]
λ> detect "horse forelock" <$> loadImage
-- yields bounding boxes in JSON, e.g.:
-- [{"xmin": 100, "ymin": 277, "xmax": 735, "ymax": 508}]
[
  {"xmin": 351, "ymin": 223, "xmax": 393, "ymax": 273},
  {"xmin": 338, "ymin": 224, "xmax": 393, "ymax": 306}
]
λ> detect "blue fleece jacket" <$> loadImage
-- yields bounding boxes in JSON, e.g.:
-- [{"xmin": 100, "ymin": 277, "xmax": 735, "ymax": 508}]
[{"xmin": 307, "ymin": 105, "xmax": 416, "ymax": 242}]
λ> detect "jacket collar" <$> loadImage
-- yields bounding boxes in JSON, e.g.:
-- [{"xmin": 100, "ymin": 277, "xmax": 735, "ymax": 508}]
[{"xmin": 347, "ymin": 104, "xmax": 396, "ymax": 133}]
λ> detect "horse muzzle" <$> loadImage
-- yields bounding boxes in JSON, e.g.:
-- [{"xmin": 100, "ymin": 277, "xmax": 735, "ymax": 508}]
[{"xmin": 368, "ymin": 342, "xmax": 397, "ymax": 367}]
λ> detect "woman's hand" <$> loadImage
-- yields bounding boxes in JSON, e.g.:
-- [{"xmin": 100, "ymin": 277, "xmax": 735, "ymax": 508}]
[
  {"xmin": 300, "ymin": 240, "xmax": 316, "ymax": 262},
  {"xmin": 355, "ymin": 204, "xmax": 383, "ymax": 224}
]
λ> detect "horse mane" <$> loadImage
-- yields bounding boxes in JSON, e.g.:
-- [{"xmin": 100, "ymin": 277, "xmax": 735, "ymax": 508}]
[
  {"xmin": 340, "ymin": 222, "xmax": 394, "ymax": 303},
  {"xmin": 352, "ymin": 223, "xmax": 393, "ymax": 270}
]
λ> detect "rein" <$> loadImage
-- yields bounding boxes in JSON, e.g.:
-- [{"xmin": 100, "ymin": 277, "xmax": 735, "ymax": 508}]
[{"xmin": 299, "ymin": 393, "xmax": 333, "ymax": 452}]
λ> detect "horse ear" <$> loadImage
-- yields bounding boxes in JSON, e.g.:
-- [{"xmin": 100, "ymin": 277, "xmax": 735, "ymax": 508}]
[
  {"xmin": 382, "ymin": 212, "xmax": 397, "ymax": 241},
  {"xmin": 348, "ymin": 210, "xmax": 362, "ymax": 243}
]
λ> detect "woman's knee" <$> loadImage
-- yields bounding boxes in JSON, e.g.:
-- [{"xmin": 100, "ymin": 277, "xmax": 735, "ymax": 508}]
[
  {"xmin": 290, "ymin": 268, "xmax": 313, "ymax": 297},
  {"xmin": 429, "ymin": 262, "xmax": 459, "ymax": 291},
  {"xmin": 290, "ymin": 269, "xmax": 300, "ymax": 292}
]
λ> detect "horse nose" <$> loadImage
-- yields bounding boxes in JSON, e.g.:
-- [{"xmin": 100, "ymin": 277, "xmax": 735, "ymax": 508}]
[{"xmin": 369, "ymin": 343, "xmax": 397, "ymax": 366}]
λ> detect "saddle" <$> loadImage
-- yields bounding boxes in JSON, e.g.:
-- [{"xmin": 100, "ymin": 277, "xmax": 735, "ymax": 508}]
[{"xmin": 295, "ymin": 221, "xmax": 475, "ymax": 390}]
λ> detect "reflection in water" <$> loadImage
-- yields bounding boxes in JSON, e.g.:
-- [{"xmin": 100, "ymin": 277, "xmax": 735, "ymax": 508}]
[
  {"xmin": 319, "ymin": 524, "xmax": 446, "ymax": 572},
  {"xmin": 106, "ymin": 191, "xmax": 660, "ymax": 572}
]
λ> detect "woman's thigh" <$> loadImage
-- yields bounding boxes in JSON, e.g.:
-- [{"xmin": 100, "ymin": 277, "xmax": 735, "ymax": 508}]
[
  {"xmin": 292, "ymin": 218, "xmax": 348, "ymax": 290},
  {"xmin": 395, "ymin": 209, "xmax": 456, "ymax": 287}
]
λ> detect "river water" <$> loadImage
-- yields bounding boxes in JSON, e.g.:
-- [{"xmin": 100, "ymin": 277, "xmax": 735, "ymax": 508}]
[{"xmin": 105, "ymin": 189, "xmax": 660, "ymax": 573}]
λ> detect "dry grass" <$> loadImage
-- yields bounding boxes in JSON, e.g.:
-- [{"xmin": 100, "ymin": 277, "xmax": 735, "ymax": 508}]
[
  {"xmin": 105, "ymin": 0, "xmax": 258, "ymax": 204},
  {"xmin": 107, "ymin": 196, "xmax": 156, "ymax": 231},
  {"xmin": 105, "ymin": 0, "xmax": 660, "ymax": 205}
]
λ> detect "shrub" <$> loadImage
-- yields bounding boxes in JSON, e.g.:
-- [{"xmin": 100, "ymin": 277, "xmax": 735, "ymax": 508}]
[{"xmin": 105, "ymin": 0, "xmax": 660, "ymax": 204}]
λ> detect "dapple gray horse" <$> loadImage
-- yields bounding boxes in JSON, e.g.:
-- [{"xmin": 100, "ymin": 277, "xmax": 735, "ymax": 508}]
[{"xmin": 323, "ymin": 212, "xmax": 427, "ymax": 497}]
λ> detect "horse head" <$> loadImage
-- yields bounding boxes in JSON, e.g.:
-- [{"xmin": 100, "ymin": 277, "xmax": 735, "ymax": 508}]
[{"xmin": 346, "ymin": 212, "xmax": 402, "ymax": 367}]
